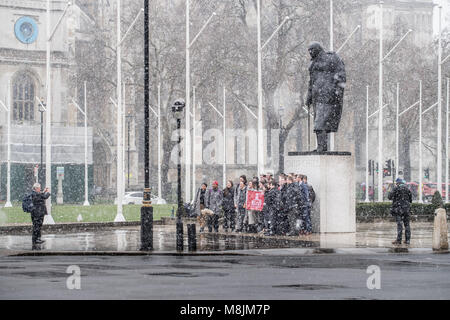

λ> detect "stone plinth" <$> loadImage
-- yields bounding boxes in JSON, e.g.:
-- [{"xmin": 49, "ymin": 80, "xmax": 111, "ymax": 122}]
[{"xmin": 285, "ymin": 151, "xmax": 356, "ymax": 234}]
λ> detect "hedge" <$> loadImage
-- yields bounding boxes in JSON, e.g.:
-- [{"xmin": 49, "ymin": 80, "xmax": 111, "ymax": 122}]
[{"xmin": 356, "ymin": 202, "xmax": 450, "ymax": 222}]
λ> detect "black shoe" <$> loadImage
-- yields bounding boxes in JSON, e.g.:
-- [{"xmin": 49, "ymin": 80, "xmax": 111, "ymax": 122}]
[
  {"xmin": 35, "ymin": 239, "xmax": 45, "ymax": 244},
  {"xmin": 404, "ymin": 241, "xmax": 410, "ymax": 245},
  {"xmin": 392, "ymin": 240, "xmax": 402, "ymax": 245}
]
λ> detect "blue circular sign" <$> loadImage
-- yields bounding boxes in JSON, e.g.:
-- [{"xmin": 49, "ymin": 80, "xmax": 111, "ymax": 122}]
[{"xmin": 14, "ymin": 17, "xmax": 39, "ymax": 44}]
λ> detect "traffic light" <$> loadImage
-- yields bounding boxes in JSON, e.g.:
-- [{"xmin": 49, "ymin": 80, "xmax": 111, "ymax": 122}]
[
  {"xmin": 368, "ymin": 160, "xmax": 372, "ymax": 175},
  {"xmin": 376, "ymin": 162, "xmax": 379, "ymax": 174},
  {"xmin": 424, "ymin": 168, "xmax": 430, "ymax": 179},
  {"xmin": 383, "ymin": 159, "xmax": 392, "ymax": 177}
]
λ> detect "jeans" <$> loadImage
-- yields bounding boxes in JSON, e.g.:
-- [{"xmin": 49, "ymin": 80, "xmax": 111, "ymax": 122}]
[
  {"xmin": 223, "ymin": 208, "xmax": 235, "ymax": 230},
  {"xmin": 395, "ymin": 214, "xmax": 411, "ymax": 242},
  {"xmin": 208, "ymin": 214, "xmax": 219, "ymax": 232},
  {"xmin": 31, "ymin": 215, "xmax": 44, "ymax": 243},
  {"xmin": 235, "ymin": 207, "xmax": 246, "ymax": 231},
  {"xmin": 301, "ymin": 207, "xmax": 312, "ymax": 233}
]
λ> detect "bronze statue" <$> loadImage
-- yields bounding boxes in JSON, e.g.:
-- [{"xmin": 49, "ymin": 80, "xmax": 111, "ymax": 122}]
[{"xmin": 306, "ymin": 42, "xmax": 346, "ymax": 152}]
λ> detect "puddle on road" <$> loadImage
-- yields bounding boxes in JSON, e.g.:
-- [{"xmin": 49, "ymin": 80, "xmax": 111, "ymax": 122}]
[{"xmin": 272, "ymin": 284, "xmax": 348, "ymax": 290}]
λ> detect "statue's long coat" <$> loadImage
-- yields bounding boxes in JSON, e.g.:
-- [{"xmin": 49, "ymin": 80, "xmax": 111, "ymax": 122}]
[{"xmin": 306, "ymin": 49, "xmax": 346, "ymax": 133}]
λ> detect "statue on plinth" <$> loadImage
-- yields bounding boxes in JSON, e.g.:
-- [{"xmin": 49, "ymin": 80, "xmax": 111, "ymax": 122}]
[{"xmin": 306, "ymin": 42, "xmax": 346, "ymax": 152}]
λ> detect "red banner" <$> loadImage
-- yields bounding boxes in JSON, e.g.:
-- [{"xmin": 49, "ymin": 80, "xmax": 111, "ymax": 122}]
[{"xmin": 246, "ymin": 190, "xmax": 264, "ymax": 211}]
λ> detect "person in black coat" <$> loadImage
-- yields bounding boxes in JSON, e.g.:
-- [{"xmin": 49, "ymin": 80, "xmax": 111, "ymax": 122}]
[
  {"xmin": 388, "ymin": 178, "xmax": 413, "ymax": 245},
  {"xmin": 285, "ymin": 175, "xmax": 303, "ymax": 236},
  {"xmin": 306, "ymin": 41, "xmax": 346, "ymax": 152},
  {"xmin": 222, "ymin": 180, "xmax": 235, "ymax": 232},
  {"xmin": 30, "ymin": 183, "xmax": 50, "ymax": 245},
  {"xmin": 278, "ymin": 174, "xmax": 289, "ymax": 235},
  {"xmin": 263, "ymin": 181, "xmax": 279, "ymax": 236}
]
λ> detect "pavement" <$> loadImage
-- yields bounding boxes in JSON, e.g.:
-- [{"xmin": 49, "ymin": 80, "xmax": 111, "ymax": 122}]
[{"xmin": 0, "ymin": 222, "xmax": 448, "ymax": 255}]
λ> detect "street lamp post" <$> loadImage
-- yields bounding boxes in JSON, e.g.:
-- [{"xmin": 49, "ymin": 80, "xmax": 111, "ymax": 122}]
[
  {"xmin": 377, "ymin": 1, "xmax": 384, "ymax": 203},
  {"xmin": 115, "ymin": 0, "xmax": 125, "ymax": 222},
  {"xmin": 158, "ymin": 84, "xmax": 162, "ymax": 200},
  {"xmin": 191, "ymin": 86, "xmax": 196, "ymax": 200},
  {"xmin": 83, "ymin": 82, "xmax": 90, "ymax": 206},
  {"xmin": 70, "ymin": 89, "xmax": 90, "ymax": 207},
  {"xmin": 419, "ymin": 80, "xmax": 423, "ymax": 203},
  {"xmin": 278, "ymin": 105, "xmax": 285, "ymax": 175},
  {"xmin": 437, "ymin": 5, "xmax": 443, "ymax": 196},
  {"xmin": 140, "ymin": 0, "xmax": 153, "ymax": 251},
  {"xmin": 207, "ymin": 91, "xmax": 226, "ymax": 187},
  {"xmin": 44, "ymin": 0, "xmax": 71, "ymax": 223},
  {"xmin": 126, "ymin": 112, "xmax": 132, "ymax": 189},
  {"xmin": 173, "ymin": 99, "xmax": 186, "ymax": 252},
  {"xmin": 446, "ymin": 78, "xmax": 449, "ymax": 203},
  {"xmin": 185, "ymin": 5, "xmax": 217, "ymax": 203},
  {"xmin": 37, "ymin": 98, "xmax": 46, "ymax": 186},
  {"xmin": 377, "ymin": 0, "xmax": 412, "ymax": 201},
  {"xmin": 0, "ymin": 84, "xmax": 12, "ymax": 208},
  {"xmin": 365, "ymin": 86, "xmax": 370, "ymax": 203},
  {"xmin": 257, "ymin": 0, "xmax": 289, "ymax": 177},
  {"xmin": 396, "ymin": 83, "xmax": 421, "ymax": 186}
]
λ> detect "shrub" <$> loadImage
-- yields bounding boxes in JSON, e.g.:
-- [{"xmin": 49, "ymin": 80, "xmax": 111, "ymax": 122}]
[{"xmin": 356, "ymin": 202, "xmax": 450, "ymax": 222}]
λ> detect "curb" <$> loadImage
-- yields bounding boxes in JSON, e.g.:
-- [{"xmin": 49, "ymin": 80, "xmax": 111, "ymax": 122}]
[{"xmin": 3, "ymin": 248, "xmax": 447, "ymax": 257}]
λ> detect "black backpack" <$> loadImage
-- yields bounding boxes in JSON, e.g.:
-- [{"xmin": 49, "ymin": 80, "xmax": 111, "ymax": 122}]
[{"xmin": 22, "ymin": 193, "xmax": 34, "ymax": 213}]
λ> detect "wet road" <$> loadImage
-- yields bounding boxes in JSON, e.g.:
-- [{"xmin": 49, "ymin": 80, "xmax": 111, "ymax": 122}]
[{"xmin": 1, "ymin": 253, "xmax": 449, "ymax": 299}]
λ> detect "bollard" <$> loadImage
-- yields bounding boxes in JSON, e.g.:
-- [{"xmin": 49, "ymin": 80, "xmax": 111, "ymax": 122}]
[
  {"xmin": 432, "ymin": 208, "xmax": 449, "ymax": 251},
  {"xmin": 187, "ymin": 224, "xmax": 197, "ymax": 251},
  {"xmin": 176, "ymin": 220, "xmax": 184, "ymax": 251},
  {"xmin": 140, "ymin": 206, "xmax": 153, "ymax": 251}
]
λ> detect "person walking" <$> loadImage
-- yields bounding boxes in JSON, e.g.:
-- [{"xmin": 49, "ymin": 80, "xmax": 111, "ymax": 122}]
[
  {"xmin": 193, "ymin": 183, "xmax": 208, "ymax": 232},
  {"xmin": 222, "ymin": 180, "xmax": 235, "ymax": 232},
  {"xmin": 234, "ymin": 176, "xmax": 247, "ymax": 233},
  {"xmin": 388, "ymin": 178, "xmax": 413, "ymax": 245},
  {"xmin": 205, "ymin": 181, "xmax": 223, "ymax": 232},
  {"xmin": 30, "ymin": 183, "xmax": 50, "ymax": 246}
]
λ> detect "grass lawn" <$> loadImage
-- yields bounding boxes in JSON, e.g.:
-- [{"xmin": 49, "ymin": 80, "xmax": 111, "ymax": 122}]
[{"xmin": 0, "ymin": 204, "xmax": 176, "ymax": 225}]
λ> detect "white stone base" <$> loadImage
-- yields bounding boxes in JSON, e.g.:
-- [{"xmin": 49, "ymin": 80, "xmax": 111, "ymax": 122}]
[{"xmin": 285, "ymin": 152, "xmax": 356, "ymax": 234}]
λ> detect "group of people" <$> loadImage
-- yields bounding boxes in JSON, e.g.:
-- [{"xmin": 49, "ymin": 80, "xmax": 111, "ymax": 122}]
[{"xmin": 192, "ymin": 173, "xmax": 316, "ymax": 237}]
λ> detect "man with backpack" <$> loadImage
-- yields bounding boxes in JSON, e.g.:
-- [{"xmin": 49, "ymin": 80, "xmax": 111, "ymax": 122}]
[{"xmin": 24, "ymin": 183, "xmax": 50, "ymax": 246}]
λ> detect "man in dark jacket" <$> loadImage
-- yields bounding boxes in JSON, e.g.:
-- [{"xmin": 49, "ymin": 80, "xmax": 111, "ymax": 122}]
[
  {"xmin": 278, "ymin": 174, "xmax": 289, "ymax": 235},
  {"xmin": 306, "ymin": 42, "xmax": 346, "ymax": 152},
  {"xmin": 263, "ymin": 181, "xmax": 279, "ymax": 236},
  {"xmin": 298, "ymin": 175, "xmax": 312, "ymax": 235},
  {"xmin": 388, "ymin": 178, "xmax": 413, "ymax": 245},
  {"xmin": 286, "ymin": 176, "xmax": 303, "ymax": 236},
  {"xmin": 30, "ymin": 183, "xmax": 50, "ymax": 245},
  {"xmin": 205, "ymin": 181, "xmax": 223, "ymax": 232}
]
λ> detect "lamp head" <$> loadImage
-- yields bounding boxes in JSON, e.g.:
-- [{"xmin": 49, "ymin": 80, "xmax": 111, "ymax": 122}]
[{"xmin": 172, "ymin": 98, "xmax": 185, "ymax": 119}]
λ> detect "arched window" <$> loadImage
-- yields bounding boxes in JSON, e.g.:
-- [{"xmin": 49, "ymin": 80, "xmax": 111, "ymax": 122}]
[{"xmin": 12, "ymin": 73, "xmax": 35, "ymax": 122}]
